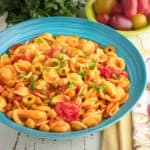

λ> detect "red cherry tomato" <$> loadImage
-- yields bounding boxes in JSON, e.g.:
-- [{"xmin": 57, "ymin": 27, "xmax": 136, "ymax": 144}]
[{"xmin": 96, "ymin": 13, "xmax": 110, "ymax": 24}]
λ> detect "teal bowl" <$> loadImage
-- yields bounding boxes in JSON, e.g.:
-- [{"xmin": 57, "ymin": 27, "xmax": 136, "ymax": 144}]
[{"xmin": 0, "ymin": 17, "xmax": 147, "ymax": 139}]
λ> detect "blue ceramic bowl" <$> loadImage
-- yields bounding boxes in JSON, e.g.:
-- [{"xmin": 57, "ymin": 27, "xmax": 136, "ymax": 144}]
[{"xmin": 0, "ymin": 17, "xmax": 147, "ymax": 139}]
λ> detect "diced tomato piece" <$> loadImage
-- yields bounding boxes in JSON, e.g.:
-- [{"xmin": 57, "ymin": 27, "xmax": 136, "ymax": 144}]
[
  {"xmin": 55, "ymin": 101, "xmax": 80, "ymax": 122},
  {"xmin": 99, "ymin": 65, "xmax": 114, "ymax": 78},
  {"xmin": 11, "ymin": 54, "xmax": 23, "ymax": 63},
  {"xmin": 99, "ymin": 65, "xmax": 128, "ymax": 78},
  {"xmin": 67, "ymin": 52, "xmax": 74, "ymax": 57},
  {"xmin": 10, "ymin": 95, "xmax": 23, "ymax": 102},
  {"xmin": 46, "ymin": 88, "xmax": 52, "ymax": 95},
  {"xmin": 45, "ymin": 43, "xmax": 62, "ymax": 58},
  {"xmin": 114, "ymin": 70, "xmax": 128, "ymax": 77},
  {"xmin": 45, "ymin": 49, "xmax": 55, "ymax": 57},
  {"xmin": 75, "ymin": 85, "xmax": 81, "ymax": 93},
  {"xmin": 19, "ymin": 102, "xmax": 25, "ymax": 109},
  {"xmin": 21, "ymin": 53, "xmax": 33, "ymax": 62},
  {"xmin": 30, "ymin": 89, "xmax": 41, "ymax": 95}
]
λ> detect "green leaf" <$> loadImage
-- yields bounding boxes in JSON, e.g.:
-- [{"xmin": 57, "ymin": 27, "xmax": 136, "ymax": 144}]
[
  {"xmin": 52, "ymin": 83, "xmax": 58, "ymax": 89},
  {"xmin": 88, "ymin": 60, "xmax": 97, "ymax": 69},
  {"xmin": 49, "ymin": 93, "xmax": 56, "ymax": 100},
  {"xmin": 93, "ymin": 84, "xmax": 106, "ymax": 94},
  {"xmin": 99, "ymin": 86, "xmax": 106, "ymax": 94},
  {"xmin": 78, "ymin": 70, "xmax": 87, "ymax": 77},
  {"xmin": 28, "ymin": 80, "xmax": 38, "ymax": 89},
  {"xmin": 41, "ymin": 89, "xmax": 46, "ymax": 95},
  {"xmin": 69, "ymin": 82, "xmax": 76, "ymax": 88},
  {"xmin": 43, "ymin": 67, "xmax": 50, "ymax": 72},
  {"xmin": 79, "ymin": 93, "xmax": 84, "ymax": 97}
]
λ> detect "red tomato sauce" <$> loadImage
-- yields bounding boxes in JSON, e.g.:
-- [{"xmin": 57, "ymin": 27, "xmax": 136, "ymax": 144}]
[
  {"xmin": 55, "ymin": 100, "xmax": 80, "ymax": 122},
  {"xmin": 99, "ymin": 65, "xmax": 128, "ymax": 78}
]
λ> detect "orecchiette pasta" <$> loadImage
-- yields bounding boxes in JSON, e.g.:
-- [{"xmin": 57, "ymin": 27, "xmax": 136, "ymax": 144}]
[{"xmin": 0, "ymin": 33, "xmax": 130, "ymax": 132}]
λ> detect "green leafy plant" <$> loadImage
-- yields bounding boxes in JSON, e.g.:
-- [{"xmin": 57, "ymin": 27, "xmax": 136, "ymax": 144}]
[{"xmin": 0, "ymin": 0, "xmax": 85, "ymax": 24}]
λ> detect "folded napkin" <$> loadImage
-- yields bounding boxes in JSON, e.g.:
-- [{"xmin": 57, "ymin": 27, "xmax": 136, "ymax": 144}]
[
  {"xmin": 101, "ymin": 49, "xmax": 150, "ymax": 150},
  {"xmin": 101, "ymin": 113, "xmax": 133, "ymax": 150}
]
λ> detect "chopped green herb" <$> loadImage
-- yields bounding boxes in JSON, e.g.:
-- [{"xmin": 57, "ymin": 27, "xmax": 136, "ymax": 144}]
[
  {"xmin": 79, "ymin": 55, "xmax": 85, "ymax": 58},
  {"xmin": 28, "ymin": 80, "xmax": 38, "ymax": 89},
  {"xmin": 79, "ymin": 70, "xmax": 87, "ymax": 77},
  {"xmin": 99, "ymin": 86, "xmax": 106, "ymax": 94},
  {"xmin": 93, "ymin": 84, "xmax": 106, "ymax": 93},
  {"xmin": 49, "ymin": 93, "xmax": 56, "ymax": 100},
  {"xmin": 69, "ymin": 82, "xmax": 76, "ymax": 88},
  {"xmin": 88, "ymin": 60, "xmax": 97, "ymax": 69},
  {"xmin": 44, "ymin": 99, "xmax": 51, "ymax": 106},
  {"xmin": 43, "ymin": 67, "xmax": 50, "ymax": 72},
  {"xmin": 20, "ymin": 76, "xmax": 27, "ymax": 81},
  {"xmin": 93, "ymin": 84, "xmax": 101, "ymax": 91},
  {"xmin": 79, "ymin": 93, "xmax": 84, "ymax": 97},
  {"xmin": 0, "ymin": 1, "xmax": 85, "ymax": 24},
  {"xmin": 41, "ymin": 89, "xmax": 46, "ymax": 95},
  {"xmin": 52, "ymin": 83, "xmax": 58, "ymax": 89}
]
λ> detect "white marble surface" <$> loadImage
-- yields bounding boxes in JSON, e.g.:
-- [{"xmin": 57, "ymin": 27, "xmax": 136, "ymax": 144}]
[{"xmin": 0, "ymin": 14, "xmax": 150, "ymax": 150}]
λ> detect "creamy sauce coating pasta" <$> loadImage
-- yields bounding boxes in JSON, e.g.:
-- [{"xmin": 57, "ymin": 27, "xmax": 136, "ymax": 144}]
[{"xmin": 0, "ymin": 33, "xmax": 130, "ymax": 132}]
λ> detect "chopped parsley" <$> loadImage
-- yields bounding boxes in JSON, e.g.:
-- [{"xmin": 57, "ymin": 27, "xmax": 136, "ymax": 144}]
[
  {"xmin": 52, "ymin": 83, "xmax": 58, "ymax": 89},
  {"xmin": 43, "ymin": 67, "xmax": 50, "ymax": 72},
  {"xmin": 79, "ymin": 93, "xmax": 84, "ymax": 97},
  {"xmin": 28, "ymin": 80, "xmax": 38, "ymax": 89},
  {"xmin": 69, "ymin": 82, "xmax": 76, "ymax": 88},
  {"xmin": 49, "ymin": 93, "xmax": 56, "ymax": 100},
  {"xmin": 78, "ymin": 70, "xmax": 87, "ymax": 77},
  {"xmin": 99, "ymin": 86, "xmax": 106, "ymax": 94},
  {"xmin": 88, "ymin": 60, "xmax": 97, "ymax": 69},
  {"xmin": 41, "ymin": 89, "xmax": 46, "ymax": 95},
  {"xmin": 93, "ymin": 84, "xmax": 106, "ymax": 94},
  {"xmin": 20, "ymin": 75, "xmax": 27, "ymax": 81}
]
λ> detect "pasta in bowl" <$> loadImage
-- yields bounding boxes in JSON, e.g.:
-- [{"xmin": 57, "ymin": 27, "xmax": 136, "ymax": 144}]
[
  {"xmin": 0, "ymin": 17, "xmax": 146, "ymax": 138},
  {"xmin": 0, "ymin": 33, "xmax": 130, "ymax": 132}
]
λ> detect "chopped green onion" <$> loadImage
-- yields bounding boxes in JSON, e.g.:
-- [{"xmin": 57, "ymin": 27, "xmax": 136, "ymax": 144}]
[
  {"xmin": 69, "ymin": 82, "xmax": 76, "ymax": 88},
  {"xmin": 93, "ymin": 84, "xmax": 106, "ymax": 94},
  {"xmin": 52, "ymin": 83, "xmax": 58, "ymax": 89},
  {"xmin": 41, "ymin": 89, "xmax": 46, "ymax": 95},
  {"xmin": 79, "ymin": 93, "xmax": 84, "ymax": 97},
  {"xmin": 99, "ymin": 86, "xmax": 106, "ymax": 94},
  {"xmin": 49, "ymin": 93, "xmax": 56, "ymax": 100},
  {"xmin": 88, "ymin": 59, "xmax": 97, "ymax": 69},
  {"xmin": 28, "ymin": 80, "xmax": 38, "ymax": 89},
  {"xmin": 78, "ymin": 70, "xmax": 87, "ymax": 77},
  {"xmin": 43, "ymin": 67, "xmax": 50, "ymax": 72},
  {"xmin": 93, "ymin": 84, "xmax": 101, "ymax": 91}
]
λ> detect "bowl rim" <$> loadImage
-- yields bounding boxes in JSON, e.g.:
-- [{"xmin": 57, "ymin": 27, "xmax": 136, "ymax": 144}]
[
  {"xmin": 85, "ymin": 0, "xmax": 150, "ymax": 36},
  {"xmin": 0, "ymin": 16, "xmax": 147, "ymax": 139}
]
